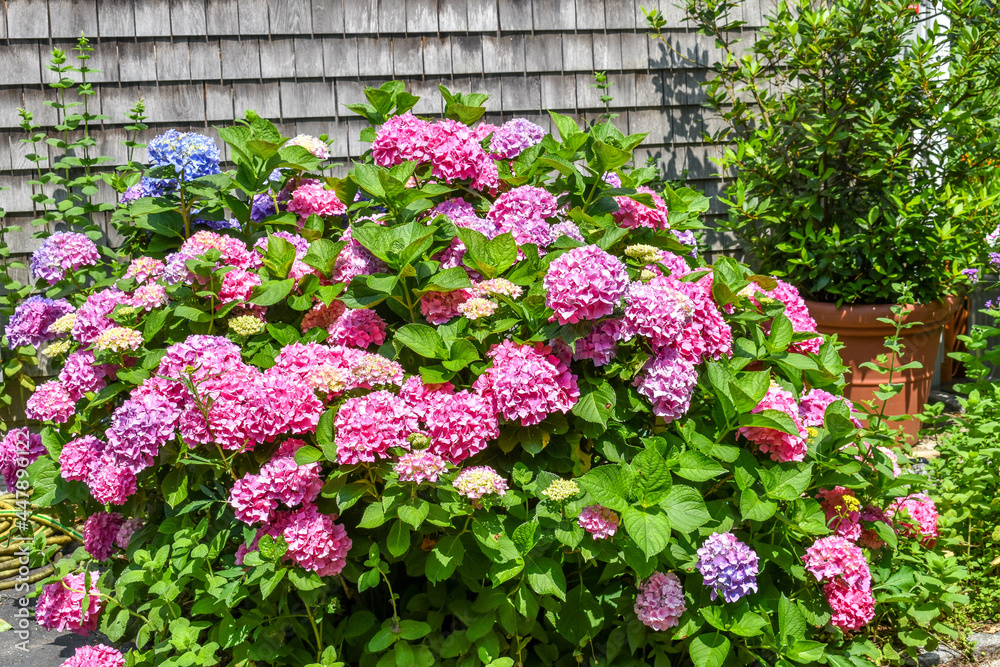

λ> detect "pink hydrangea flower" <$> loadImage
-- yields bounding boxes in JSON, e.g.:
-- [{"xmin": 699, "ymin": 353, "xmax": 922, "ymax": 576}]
[
  {"xmin": 544, "ymin": 245, "xmax": 630, "ymax": 324},
  {"xmin": 578, "ymin": 504, "xmax": 619, "ymax": 539},
  {"xmin": 421, "ymin": 390, "xmax": 499, "ymax": 463},
  {"xmin": 83, "ymin": 512, "xmax": 125, "ymax": 560},
  {"xmin": 86, "ymin": 455, "xmax": 138, "ymax": 505},
  {"xmin": 799, "ymin": 388, "xmax": 862, "ymax": 428},
  {"xmin": 395, "ymin": 450, "xmax": 449, "ymax": 483},
  {"xmin": 106, "ymin": 387, "xmax": 183, "ymax": 473},
  {"xmin": 327, "ymin": 308, "xmax": 387, "ymax": 348},
  {"xmin": 261, "ymin": 454, "xmax": 323, "ymax": 507},
  {"xmin": 59, "ymin": 435, "xmax": 103, "ymax": 482},
  {"xmin": 229, "ymin": 474, "xmax": 278, "ymax": 525},
  {"xmin": 25, "ymin": 380, "xmax": 76, "ymax": 423},
  {"xmin": 334, "ymin": 390, "xmax": 418, "ymax": 464},
  {"xmin": 816, "ymin": 487, "xmax": 862, "ymax": 542},
  {"xmin": 116, "ymin": 518, "xmax": 144, "ymax": 549},
  {"xmin": 6, "ymin": 296, "xmax": 74, "ymax": 349},
  {"xmin": 457, "ymin": 297, "xmax": 497, "ymax": 320},
  {"xmin": 634, "ymin": 572, "xmax": 686, "ymax": 631},
  {"xmin": 129, "ymin": 282, "xmax": 168, "ymax": 311},
  {"xmin": 670, "ymin": 274, "xmax": 733, "ymax": 363},
  {"xmin": 489, "ymin": 118, "xmax": 546, "ymax": 159},
  {"xmin": 35, "ymin": 572, "xmax": 103, "ymax": 635},
  {"xmin": 124, "ymin": 256, "xmax": 166, "ymax": 284},
  {"xmin": 486, "ymin": 186, "xmax": 558, "ymax": 247},
  {"xmin": 802, "ymin": 536, "xmax": 872, "ymax": 590},
  {"xmin": 634, "ymin": 347, "xmax": 699, "ymax": 422},
  {"xmin": 0, "ymin": 428, "xmax": 46, "ymax": 490},
  {"xmin": 622, "ymin": 275, "xmax": 695, "ymax": 347},
  {"xmin": 219, "ymin": 268, "xmax": 262, "ymax": 303},
  {"xmin": 756, "ymin": 279, "xmax": 824, "ymax": 354},
  {"xmin": 72, "ymin": 289, "xmax": 128, "ymax": 344},
  {"xmin": 59, "ymin": 645, "xmax": 126, "ymax": 667},
  {"xmin": 887, "ymin": 493, "xmax": 939, "ymax": 546},
  {"xmin": 270, "ymin": 504, "xmax": 352, "ymax": 577},
  {"xmin": 30, "ymin": 232, "xmax": 101, "ymax": 283},
  {"xmin": 286, "ymin": 182, "xmax": 346, "ymax": 221},
  {"xmin": 613, "ymin": 187, "xmax": 669, "ymax": 231},
  {"xmin": 288, "ymin": 133, "xmax": 330, "ymax": 159},
  {"xmin": 738, "ymin": 383, "xmax": 809, "ymax": 463},
  {"xmin": 474, "ymin": 341, "xmax": 579, "ymax": 426},
  {"xmin": 454, "ymin": 466, "xmax": 508, "ymax": 500},
  {"xmin": 301, "ymin": 300, "xmax": 346, "ymax": 332},
  {"xmin": 372, "ymin": 113, "xmax": 432, "ymax": 167},
  {"xmin": 421, "ymin": 290, "xmax": 471, "ymax": 324},
  {"xmin": 157, "ymin": 335, "xmax": 248, "ymax": 383},
  {"xmin": 824, "ymin": 581, "xmax": 876, "ymax": 631},
  {"xmin": 331, "ymin": 231, "xmax": 387, "ymax": 285}
]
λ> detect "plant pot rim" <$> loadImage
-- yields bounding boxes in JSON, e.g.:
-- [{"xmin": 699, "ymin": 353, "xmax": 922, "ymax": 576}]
[{"xmin": 804, "ymin": 295, "xmax": 961, "ymax": 335}]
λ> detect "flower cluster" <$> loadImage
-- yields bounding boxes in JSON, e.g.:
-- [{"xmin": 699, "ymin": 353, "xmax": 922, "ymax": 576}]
[
  {"xmin": 739, "ymin": 382, "xmax": 809, "ymax": 462},
  {"xmin": 634, "ymin": 572, "xmax": 687, "ymax": 631},
  {"xmin": 578, "ymin": 505, "xmax": 619, "ymax": 539},
  {"xmin": 453, "ymin": 466, "xmax": 508, "ymax": 500},
  {"xmin": 696, "ymin": 532, "xmax": 760, "ymax": 603},
  {"xmin": 6, "ymin": 296, "xmax": 74, "ymax": 349},
  {"xmin": 544, "ymin": 245, "xmax": 630, "ymax": 324},
  {"xmin": 35, "ymin": 572, "xmax": 103, "ymax": 635},
  {"xmin": 286, "ymin": 181, "xmax": 347, "ymax": 221},
  {"xmin": 59, "ymin": 646, "xmax": 126, "ymax": 667},
  {"xmin": 474, "ymin": 341, "xmax": 579, "ymax": 426},
  {"xmin": 147, "ymin": 129, "xmax": 222, "ymax": 180},
  {"xmin": 0, "ymin": 428, "xmax": 46, "ymax": 490},
  {"xmin": 887, "ymin": 493, "xmax": 939, "ymax": 546},
  {"xmin": 30, "ymin": 232, "xmax": 100, "ymax": 282},
  {"xmin": 802, "ymin": 536, "xmax": 875, "ymax": 631}
]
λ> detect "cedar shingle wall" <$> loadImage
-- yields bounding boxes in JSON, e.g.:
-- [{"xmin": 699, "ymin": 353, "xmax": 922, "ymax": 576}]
[{"xmin": 0, "ymin": 0, "xmax": 766, "ymax": 253}]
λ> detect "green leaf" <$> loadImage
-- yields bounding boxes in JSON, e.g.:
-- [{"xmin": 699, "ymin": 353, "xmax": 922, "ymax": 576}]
[
  {"xmin": 577, "ymin": 466, "xmax": 630, "ymax": 513},
  {"xmin": 249, "ymin": 278, "xmax": 294, "ymax": 306},
  {"xmin": 426, "ymin": 535, "xmax": 465, "ymax": 583},
  {"xmin": 293, "ymin": 445, "xmax": 324, "ymax": 465},
  {"xmin": 674, "ymin": 451, "xmax": 726, "ymax": 482},
  {"xmin": 572, "ymin": 380, "xmax": 616, "ymax": 427},
  {"xmin": 557, "ymin": 586, "xmax": 605, "ymax": 646},
  {"xmin": 260, "ymin": 568, "xmax": 286, "ymax": 599},
  {"xmin": 397, "ymin": 501, "xmax": 430, "ymax": 529},
  {"xmin": 163, "ymin": 468, "xmax": 189, "ymax": 509},
  {"xmin": 395, "ymin": 324, "xmax": 447, "ymax": 359},
  {"xmin": 740, "ymin": 488, "xmax": 777, "ymax": 522},
  {"xmin": 549, "ymin": 110, "xmax": 583, "ymax": 142},
  {"xmin": 387, "ymin": 521, "xmax": 410, "ymax": 558},
  {"xmin": 621, "ymin": 506, "xmax": 671, "ymax": 559},
  {"xmin": 398, "ymin": 619, "xmax": 432, "ymax": 640},
  {"xmin": 739, "ymin": 409, "xmax": 801, "ymax": 435},
  {"xmin": 525, "ymin": 556, "xmax": 567, "ymax": 601},
  {"xmin": 689, "ymin": 633, "xmax": 731, "ymax": 667},
  {"xmin": 661, "ymin": 485, "xmax": 710, "ymax": 533},
  {"xmin": 778, "ymin": 595, "xmax": 807, "ymax": 643},
  {"xmin": 316, "ymin": 408, "xmax": 336, "ymax": 460},
  {"xmin": 143, "ymin": 307, "xmax": 170, "ymax": 341}
]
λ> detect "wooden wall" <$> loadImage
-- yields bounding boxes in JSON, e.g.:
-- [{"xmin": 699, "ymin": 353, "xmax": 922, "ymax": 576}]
[{"xmin": 0, "ymin": 0, "xmax": 767, "ymax": 256}]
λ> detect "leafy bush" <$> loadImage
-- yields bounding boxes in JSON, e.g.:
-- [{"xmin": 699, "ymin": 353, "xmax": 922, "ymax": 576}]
[
  {"xmin": 0, "ymin": 65, "xmax": 966, "ymax": 666},
  {"xmin": 647, "ymin": 0, "xmax": 1000, "ymax": 305}
]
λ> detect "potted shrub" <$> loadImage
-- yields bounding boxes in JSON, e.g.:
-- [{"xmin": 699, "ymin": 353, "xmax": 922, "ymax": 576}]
[{"xmin": 648, "ymin": 0, "xmax": 1000, "ymax": 438}]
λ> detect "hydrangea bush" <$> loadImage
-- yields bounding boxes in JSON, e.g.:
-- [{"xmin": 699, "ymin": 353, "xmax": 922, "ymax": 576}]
[{"xmin": 1, "ymin": 80, "xmax": 966, "ymax": 666}]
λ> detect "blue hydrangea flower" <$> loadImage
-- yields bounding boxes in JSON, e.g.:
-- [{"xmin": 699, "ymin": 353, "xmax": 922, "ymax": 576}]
[
  {"xmin": 696, "ymin": 532, "xmax": 760, "ymax": 603},
  {"xmin": 194, "ymin": 216, "xmax": 240, "ymax": 231},
  {"xmin": 250, "ymin": 193, "xmax": 277, "ymax": 222},
  {"xmin": 147, "ymin": 130, "xmax": 222, "ymax": 181}
]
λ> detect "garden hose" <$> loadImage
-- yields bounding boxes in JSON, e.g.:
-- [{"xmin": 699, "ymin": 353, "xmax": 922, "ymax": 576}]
[{"xmin": 0, "ymin": 493, "xmax": 84, "ymax": 590}]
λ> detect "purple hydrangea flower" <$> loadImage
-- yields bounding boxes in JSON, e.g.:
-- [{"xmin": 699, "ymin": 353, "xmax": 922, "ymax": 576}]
[
  {"xmin": 989, "ymin": 252, "xmax": 1000, "ymax": 270},
  {"xmin": 696, "ymin": 532, "xmax": 760, "ymax": 603},
  {"xmin": 147, "ymin": 130, "xmax": 222, "ymax": 180},
  {"xmin": 6, "ymin": 296, "xmax": 74, "ymax": 349},
  {"xmin": 250, "ymin": 193, "xmax": 278, "ymax": 222},
  {"xmin": 194, "ymin": 216, "xmax": 240, "ymax": 231},
  {"xmin": 29, "ymin": 232, "xmax": 101, "ymax": 283},
  {"xmin": 119, "ymin": 177, "xmax": 176, "ymax": 204},
  {"xmin": 490, "ymin": 118, "xmax": 546, "ymax": 159}
]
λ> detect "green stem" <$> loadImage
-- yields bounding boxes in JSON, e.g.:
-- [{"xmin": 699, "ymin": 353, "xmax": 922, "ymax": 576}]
[{"xmin": 304, "ymin": 602, "xmax": 323, "ymax": 660}]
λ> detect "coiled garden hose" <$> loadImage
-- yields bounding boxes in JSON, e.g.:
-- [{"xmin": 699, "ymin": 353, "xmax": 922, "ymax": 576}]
[{"xmin": 0, "ymin": 493, "xmax": 83, "ymax": 590}]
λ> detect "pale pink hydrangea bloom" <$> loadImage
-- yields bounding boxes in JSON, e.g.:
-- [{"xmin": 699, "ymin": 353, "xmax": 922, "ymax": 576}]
[
  {"xmin": 634, "ymin": 348, "xmax": 699, "ymax": 422},
  {"xmin": 798, "ymin": 388, "xmax": 862, "ymax": 429},
  {"xmin": 59, "ymin": 645, "xmax": 126, "ymax": 667},
  {"xmin": 58, "ymin": 350, "xmax": 113, "ymax": 402},
  {"xmin": 124, "ymin": 256, "xmax": 166, "ymax": 284},
  {"xmin": 886, "ymin": 493, "xmax": 939, "ymax": 546},
  {"xmin": 157, "ymin": 335, "xmax": 244, "ymax": 383},
  {"xmin": 457, "ymin": 297, "xmax": 497, "ymax": 320},
  {"xmin": 613, "ymin": 187, "xmax": 669, "ymax": 231},
  {"xmin": 334, "ymin": 390, "xmax": 418, "ymax": 464},
  {"xmin": 116, "ymin": 518, "xmax": 144, "ymax": 549},
  {"xmin": 474, "ymin": 340, "xmax": 579, "ymax": 426},
  {"xmin": 395, "ymin": 450, "xmax": 449, "ymax": 483},
  {"xmin": 622, "ymin": 276, "xmax": 695, "ymax": 347},
  {"xmin": 25, "ymin": 380, "xmax": 76, "ymax": 423},
  {"xmin": 331, "ymin": 230, "xmax": 387, "ymax": 285},
  {"xmin": 816, "ymin": 487, "xmax": 863, "ymax": 542},
  {"xmin": 473, "ymin": 278, "xmax": 523, "ymax": 299},
  {"xmin": 421, "ymin": 289, "xmax": 471, "ymax": 324},
  {"xmin": 72, "ymin": 288, "xmax": 129, "ymax": 343},
  {"xmin": 454, "ymin": 466, "xmax": 508, "ymax": 500},
  {"xmin": 94, "ymin": 326, "xmax": 143, "ymax": 353},
  {"xmin": 301, "ymin": 300, "xmax": 346, "ymax": 332},
  {"xmin": 35, "ymin": 572, "xmax": 103, "ymax": 635},
  {"xmin": 544, "ymin": 245, "xmax": 630, "ymax": 324},
  {"xmin": 824, "ymin": 581, "xmax": 876, "ymax": 631},
  {"xmin": 738, "ymin": 383, "xmax": 809, "ymax": 463},
  {"xmin": 327, "ymin": 308, "xmax": 387, "ymax": 348},
  {"xmin": 802, "ymin": 536, "xmax": 872, "ymax": 590},
  {"xmin": 634, "ymin": 572, "xmax": 686, "ymax": 631},
  {"xmin": 287, "ymin": 182, "xmax": 347, "ymax": 221},
  {"xmin": 578, "ymin": 504, "xmax": 619, "ymax": 539},
  {"xmin": 486, "ymin": 186, "xmax": 559, "ymax": 247},
  {"xmin": 30, "ymin": 232, "xmax": 101, "ymax": 283},
  {"xmin": 83, "ymin": 511, "xmax": 125, "ymax": 560},
  {"xmin": 0, "ymin": 428, "xmax": 46, "ymax": 490},
  {"xmin": 129, "ymin": 282, "xmax": 168, "ymax": 311},
  {"xmin": 288, "ymin": 134, "xmax": 330, "ymax": 159}
]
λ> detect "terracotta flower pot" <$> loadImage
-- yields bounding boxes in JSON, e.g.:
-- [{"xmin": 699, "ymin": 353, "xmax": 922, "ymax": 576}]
[{"xmin": 804, "ymin": 296, "xmax": 961, "ymax": 442}]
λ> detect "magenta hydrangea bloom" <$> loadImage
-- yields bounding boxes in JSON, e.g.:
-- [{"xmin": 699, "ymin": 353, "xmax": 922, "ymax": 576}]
[
  {"xmin": 622, "ymin": 276, "xmax": 695, "ymax": 347},
  {"xmin": 334, "ymin": 390, "xmax": 418, "ymax": 464},
  {"xmin": 261, "ymin": 454, "xmax": 323, "ymax": 507},
  {"xmin": 72, "ymin": 288, "xmax": 128, "ymax": 344},
  {"xmin": 757, "ymin": 279, "xmax": 823, "ymax": 354},
  {"xmin": 395, "ymin": 450, "xmax": 449, "ymax": 484},
  {"xmin": 59, "ymin": 351, "xmax": 112, "ymax": 402},
  {"xmin": 816, "ymin": 486, "xmax": 862, "ymax": 542},
  {"xmin": 802, "ymin": 536, "xmax": 872, "ymax": 590},
  {"xmin": 696, "ymin": 532, "xmax": 760, "ymax": 603},
  {"xmin": 83, "ymin": 511, "xmax": 125, "ymax": 560},
  {"xmin": 157, "ymin": 334, "xmax": 245, "ymax": 383},
  {"xmin": 421, "ymin": 390, "xmax": 499, "ymax": 463},
  {"xmin": 613, "ymin": 187, "xmax": 669, "ymax": 231},
  {"xmin": 634, "ymin": 572, "xmax": 686, "ymax": 631},
  {"xmin": 327, "ymin": 308, "xmax": 387, "ymax": 348},
  {"xmin": 453, "ymin": 466, "xmax": 508, "ymax": 500},
  {"xmin": 287, "ymin": 182, "xmax": 347, "ymax": 221},
  {"xmin": 486, "ymin": 185, "xmax": 559, "ymax": 247},
  {"xmin": 30, "ymin": 232, "xmax": 100, "ymax": 283},
  {"xmin": 824, "ymin": 581, "xmax": 876, "ymax": 631},
  {"xmin": 573, "ymin": 319, "xmax": 622, "ymax": 366},
  {"xmin": 35, "ymin": 572, "xmax": 103, "ymax": 635},
  {"xmin": 799, "ymin": 388, "xmax": 862, "ymax": 428},
  {"xmin": 372, "ymin": 112, "xmax": 432, "ymax": 167},
  {"xmin": 219, "ymin": 268, "xmax": 262, "ymax": 303},
  {"xmin": 59, "ymin": 645, "xmax": 126, "ymax": 667},
  {"xmin": 421, "ymin": 290, "xmax": 471, "ymax": 325},
  {"xmin": 634, "ymin": 347, "xmax": 699, "ymax": 422},
  {"xmin": 887, "ymin": 493, "xmax": 939, "ymax": 546},
  {"xmin": 177, "ymin": 367, "xmax": 272, "ymax": 452},
  {"xmin": 269, "ymin": 504, "xmax": 352, "ymax": 577},
  {"xmin": 738, "ymin": 383, "xmax": 809, "ymax": 463},
  {"xmin": 544, "ymin": 245, "xmax": 630, "ymax": 324},
  {"xmin": 86, "ymin": 455, "xmax": 138, "ymax": 506},
  {"xmin": 6, "ymin": 296, "xmax": 74, "ymax": 349},
  {"xmin": 59, "ymin": 435, "xmax": 103, "ymax": 482},
  {"xmin": 578, "ymin": 504, "xmax": 619, "ymax": 539},
  {"xmin": 670, "ymin": 275, "xmax": 733, "ymax": 363},
  {"xmin": 428, "ymin": 119, "xmax": 497, "ymax": 188},
  {"xmin": 474, "ymin": 340, "xmax": 579, "ymax": 426},
  {"xmin": 489, "ymin": 118, "xmax": 546, "ymax": 159},
  {"xmin": 229, "ymin": 474, "xmax": 279, "ymax": 525},
  {"xmin": 0, "ymin": 428, "xmax": 46, "ymax": 490},
  {"xmin": 25, "ymin": 380, "xmax": 76, "ymax": 424}
]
